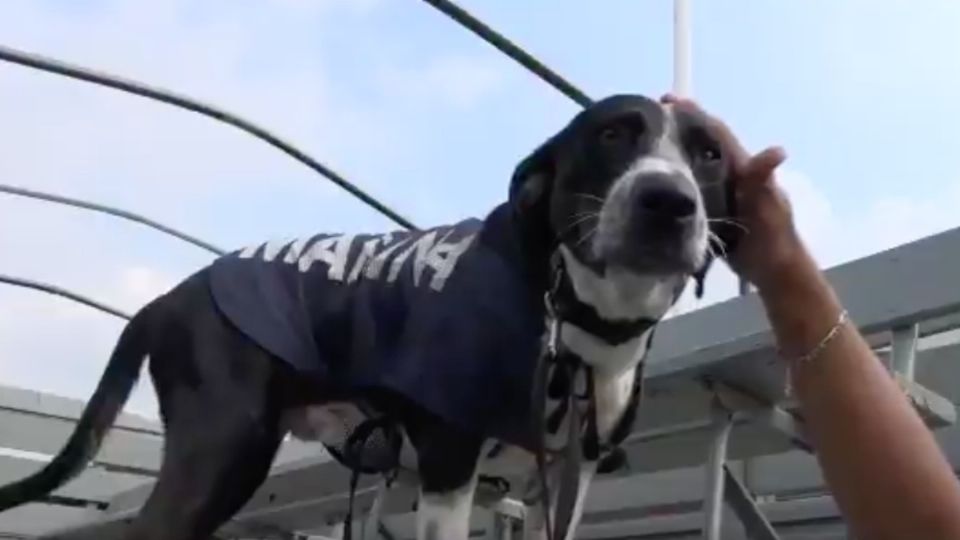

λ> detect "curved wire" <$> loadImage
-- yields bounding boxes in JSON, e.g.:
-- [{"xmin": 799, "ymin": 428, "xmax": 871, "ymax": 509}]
[
  {"xmin": 0, "ymin": 183, "xmax": 226, "ymax": 256},
  {"xmin": 0, "ymin": 274, "xmax": 131, "ymax": 320},
  {"xmin": 420, "ymin": 0, "xmax": 593, "ymax": 108},
  {"xmin": 0, "ymin": 43, "xmax": 418, "ymax": 231}
]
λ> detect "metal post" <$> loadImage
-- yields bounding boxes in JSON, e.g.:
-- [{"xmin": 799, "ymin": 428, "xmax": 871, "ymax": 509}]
[
  {"xmin": 703, "ymin": 404, "xmax": 733, "ymax": 540},
  {"xmin": 491, "ymin": 513, "xmax": 513, "ymax": 540},
  {"xmin": 674, "ymin": 0, "xmax": 750, "ymax": 298},
  {"xmin": 723, "ymin": 464, "xmax": 781, "ymax": 540},
  {"xmin": 673, "ymin": 0, "xmax": 692, "ymax": 97},
  {"xmin": 891, "ymin": 324, "xmax": 919, "ymax": 381}
]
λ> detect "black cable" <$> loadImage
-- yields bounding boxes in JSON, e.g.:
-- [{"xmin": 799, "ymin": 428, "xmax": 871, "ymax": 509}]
[
  {"xmin": 0, "ymin": 183, "xmax": 226, "ymax": 256},
  {"xmin": 419, "ymin": 0, "xmax": 593, "ymax": 108},
  {"xmin": 0, "ymin": 44, "xmax": 418, "ymax": 231},
  {"xmin": 0, "ymin": 274, "xmax": 131, "ymax": 320}
]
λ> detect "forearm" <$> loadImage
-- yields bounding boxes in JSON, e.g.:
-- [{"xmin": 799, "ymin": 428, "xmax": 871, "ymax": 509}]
[{"xmin": 757, "ymin": 251, "xmax": 960, "ymax": 540}]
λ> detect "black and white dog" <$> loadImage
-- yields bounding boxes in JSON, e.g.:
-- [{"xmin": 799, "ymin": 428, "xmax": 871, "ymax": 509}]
[{"xmin": 0, "ymin": 94, "xmax": 739, "ymax": 540}]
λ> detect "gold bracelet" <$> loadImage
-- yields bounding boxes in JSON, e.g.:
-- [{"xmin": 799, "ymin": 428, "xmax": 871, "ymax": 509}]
[{"xmin": 783, "ymin": 308, "xmax": 849, "ymax": 397}]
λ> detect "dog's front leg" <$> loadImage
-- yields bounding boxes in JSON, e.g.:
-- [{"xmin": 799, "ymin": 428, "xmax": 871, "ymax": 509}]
[
  {"xmin": 410, "ymin": 423, "xmax": 483, "ymax": 540},
  {"xmin": 416, "ymin": 471, "xmax": 479, "ymax": 540},
  {"xmin": 523, "ymin": 460, "xmax": 597, "ymax": 540}
]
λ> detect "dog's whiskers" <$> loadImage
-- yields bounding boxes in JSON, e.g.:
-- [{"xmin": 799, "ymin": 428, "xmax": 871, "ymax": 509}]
[
  {"xmin": 573, "ymin": 193, "xmax": 605, "ymax": 204},
  {"xmin": 706, "ymin": 231, "xmax": 728, "ymax": 259},
  {"xmin": 707, "ymin": 217, "xmax": 749, "ymax": 234},
  {"xmin": 560, "ymin": 212, "xmax": 599, "ymax": 236},
  {"xmin": 574, "ymin": 225, "xmax": 597, "ymax": 249}
]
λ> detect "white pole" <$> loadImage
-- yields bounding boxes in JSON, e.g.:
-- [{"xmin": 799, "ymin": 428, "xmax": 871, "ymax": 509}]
[
  {"xmin": 673, "ymin": 0, "xmax": 749, "ymax": 296},
  {"xmin": 673, "ymin": 0, "xmax": 692, "ymax": 97}
]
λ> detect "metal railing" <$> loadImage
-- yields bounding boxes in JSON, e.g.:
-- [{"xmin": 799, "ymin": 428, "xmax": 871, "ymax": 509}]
[
  {"xmin": 0, "ymin": 183, "xmax": 225, "ymax": 256},
  {"xmin": 0, "ymin": 44, "xmax": 417, "ymax": 231},
  {"xmin": 0, "ymin": 274, "xmax": 130, "ymax": 320}
]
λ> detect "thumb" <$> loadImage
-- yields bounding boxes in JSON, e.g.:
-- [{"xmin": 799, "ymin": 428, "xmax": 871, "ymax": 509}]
[{"xmin": 740, "ymin": 146, "xmax": 787, "ymax": 188}]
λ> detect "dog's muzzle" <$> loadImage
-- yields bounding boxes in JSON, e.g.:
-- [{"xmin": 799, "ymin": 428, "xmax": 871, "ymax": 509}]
[
  {"xmin": 595, "ymin": 168, "xmax": 706, "ymax": 274},
  {"xmin": 633, "ymin": 171, "xmax": 698, "ymax": 234}
]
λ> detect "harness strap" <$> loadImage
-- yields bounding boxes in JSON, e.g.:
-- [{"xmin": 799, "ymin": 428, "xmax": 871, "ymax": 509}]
[
  {"xmin": 582, "ymin": 368, "xmax": 601, "ymax": 462},
  {"xmin": 533, "ymin": 249, "xmax": 647, "ymax": 540},
  {"xmin": 552, "ymin": 358, "xmax": 584, "ymax": 540},
  {"xmin": 531, "ymin": 313, "xmax": 561, "ymax": 540},
  {"xmin": 344, "ymin": 467, "xmax": 361, "ymax": 540},
  {"xmin": 549, "ymin": 252, "xmax": 656, "ymax": 346},
  {"xmin": 338, "ymin": 416, "xmax": 403, "ymax": 540}
]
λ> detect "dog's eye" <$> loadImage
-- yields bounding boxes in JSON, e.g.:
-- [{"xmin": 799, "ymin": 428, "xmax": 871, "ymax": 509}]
[
  {"xmin": 686, "ymin": 127, "xmax": 722, "ymax": 164},
  {"xmin": 697, "ymin": 145, "xmax": 722, "ymax": 162},
  {"xmin": 598, "ymin": 119, "xmax": 644, "ymax": 149},
  {"xmin": 599, "ymin": 125, "xmax": 630, "ymax": 145}
]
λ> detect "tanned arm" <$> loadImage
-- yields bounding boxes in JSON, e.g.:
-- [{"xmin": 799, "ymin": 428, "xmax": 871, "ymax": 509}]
[
  {"xmin": 664, "ymin": 93, "xmax": 960, "ymax": 540},
  {"xmin": 760, "ymin": 249, "xmax": 960, "ymax": 540}
]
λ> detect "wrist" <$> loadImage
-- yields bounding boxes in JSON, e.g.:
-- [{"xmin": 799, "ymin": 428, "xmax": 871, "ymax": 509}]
[
  {"xmin": 754, "ymin": 249, "xmax": 846, "ymax": 362},
  {"xmin": 752, "ymin": 246, "xmax": 823, "ymax": 298}
]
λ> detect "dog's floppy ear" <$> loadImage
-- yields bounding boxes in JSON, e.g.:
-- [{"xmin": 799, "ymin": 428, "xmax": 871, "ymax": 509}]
[
  {"xmin": 509, "ymin": 136, "xmax": 556, "ymax": 214},
  {"xmin": 508, "ymin": 135, "xmax": 560, "ymax": 247},
  {"xmin": 692, "ymin": 160, "xmax": 742, "ymax": 299}
]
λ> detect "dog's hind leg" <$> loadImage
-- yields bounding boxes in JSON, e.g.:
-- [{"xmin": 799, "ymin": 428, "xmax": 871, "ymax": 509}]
[
  {"xmin": 126, "ymin": 408, "xmax": 283, "ymax": 540},
  {"xmin": 123, "ymin": 276, "xmax": 289, "ymax": 540}
]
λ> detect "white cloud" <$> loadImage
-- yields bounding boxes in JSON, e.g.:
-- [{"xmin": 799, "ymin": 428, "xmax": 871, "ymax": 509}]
[{"xmin": 779, "ymin": 170, "xmax": 960, "ymax": 270}]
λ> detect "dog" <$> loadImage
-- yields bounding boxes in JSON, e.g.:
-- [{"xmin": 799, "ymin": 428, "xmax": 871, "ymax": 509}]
[{"xmin": 0, "ymin": 94, "xmax": 739, "ymax": 540}]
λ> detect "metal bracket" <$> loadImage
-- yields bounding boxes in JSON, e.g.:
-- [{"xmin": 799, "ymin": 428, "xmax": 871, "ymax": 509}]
[
  {"xmin": 890, "ymin": 324, "xmax": 919, "ymax": 381},
  {"xmin": 488, "ymin": 498, "xmax": 525, "ymax": 540},
  {"xmin": 711, "ymin": 380, "xmax": 812, "ymax": 451},
  {"xmin": 702, "ymin": 399, "xmax": 782, "ymax": 540}
]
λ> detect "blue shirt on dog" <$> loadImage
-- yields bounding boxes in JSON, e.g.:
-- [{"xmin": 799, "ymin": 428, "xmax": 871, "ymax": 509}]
[{"xmin": 208, "ymin": 204, "xmax": 545, "ymax": 450}]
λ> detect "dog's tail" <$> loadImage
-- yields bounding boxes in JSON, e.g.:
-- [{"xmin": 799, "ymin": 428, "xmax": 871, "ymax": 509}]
[{"xmin": 0, "ymin": 300, "xmax": 157, "ymax": 512}]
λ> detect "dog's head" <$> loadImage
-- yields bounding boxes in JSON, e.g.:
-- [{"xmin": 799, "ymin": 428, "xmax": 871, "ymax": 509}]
[{"xmin": 510, "ymin": 94, "xmax": 739, "ymax": 296}]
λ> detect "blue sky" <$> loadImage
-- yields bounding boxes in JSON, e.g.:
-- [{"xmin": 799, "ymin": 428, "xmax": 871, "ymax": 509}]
[{"xmin": 2, "ymin": 0, "xmax": 960, "ymax": 415}]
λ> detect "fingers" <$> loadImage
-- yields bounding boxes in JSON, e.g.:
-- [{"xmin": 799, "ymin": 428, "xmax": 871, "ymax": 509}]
[
  {"xmin": 661, "ymin": 93, "xmax": 698, "ymax": 109},
  {"xmin": 658, "ymin": 92, "xmax": 786, "ymax": 188},
  {"xmin": 660, "ymin": 93, "xmax": 682, "ymax": 104},
  {"xmin": 660, "ymin": 93, "xmax": 699, "ymax": 112},
  {"xmin": 660, "ymin": 94, "xmax": 749, "ymax": 161}
]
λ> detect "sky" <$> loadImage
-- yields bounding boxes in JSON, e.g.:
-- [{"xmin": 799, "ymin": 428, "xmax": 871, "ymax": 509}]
[{"xmin": 1, "ymin": 0, "xmax": 959, "ymax": 419}]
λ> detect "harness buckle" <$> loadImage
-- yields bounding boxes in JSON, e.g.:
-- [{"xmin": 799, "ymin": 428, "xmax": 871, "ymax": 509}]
[{"xmin": 547, "ymin": 314, "xmax": 560, "ymax": 358}]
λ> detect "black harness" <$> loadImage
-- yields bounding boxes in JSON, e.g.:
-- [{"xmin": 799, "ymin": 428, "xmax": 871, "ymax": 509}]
[{"xmin": 529, "ymin": 251, "xmax": 656, "ymax": 540}]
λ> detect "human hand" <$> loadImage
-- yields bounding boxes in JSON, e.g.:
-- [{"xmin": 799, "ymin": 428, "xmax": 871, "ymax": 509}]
[{"xmin": 661, "ymin": 94, "xmax": 812, "ymax": 291}]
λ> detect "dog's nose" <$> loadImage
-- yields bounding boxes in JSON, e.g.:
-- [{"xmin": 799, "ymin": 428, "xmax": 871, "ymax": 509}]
[
  {"xmin": 639, "ymin": 187, "xmax": 696, "ymax": 218},
  {"xmin": 637, "ymin": 185, "xmax": 696, "ymax": 221}
]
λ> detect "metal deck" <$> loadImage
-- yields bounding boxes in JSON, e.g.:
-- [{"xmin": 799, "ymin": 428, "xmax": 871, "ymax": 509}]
[{"xmin": 2, "ymin": 226, "xmax": 959, "ymax": 539}]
